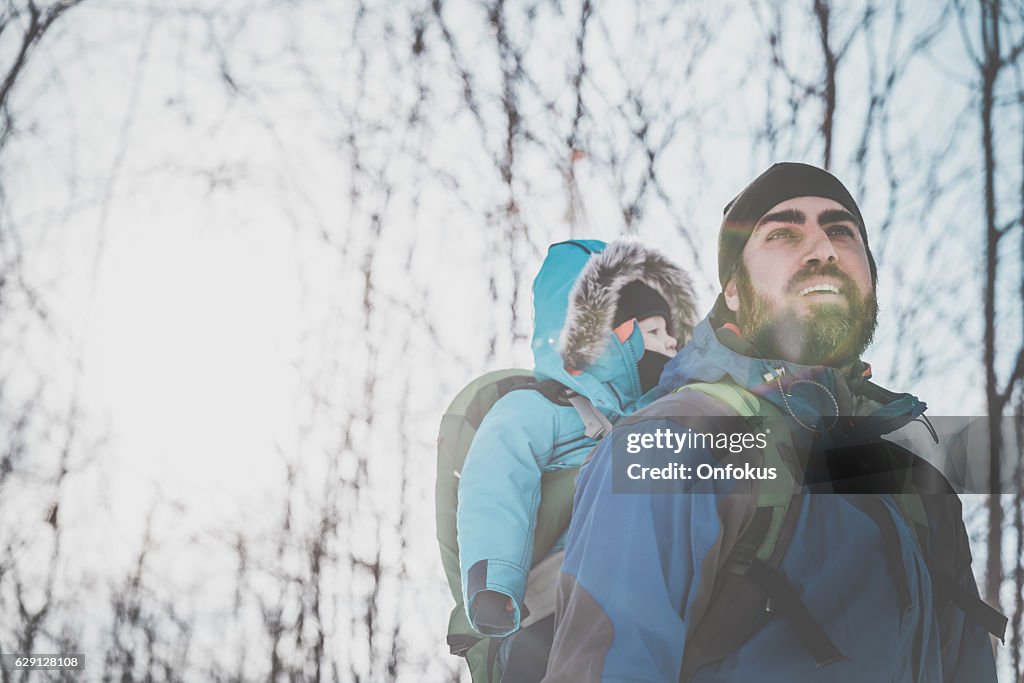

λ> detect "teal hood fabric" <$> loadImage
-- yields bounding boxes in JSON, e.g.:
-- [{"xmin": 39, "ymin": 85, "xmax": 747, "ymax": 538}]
[
  {"xmin": 532, "ymin": 239, "xmax": 698, "ymax": 416},
  {"xmin": 457, "ymin": 239, "xmax": 698, "ymax": 638}
]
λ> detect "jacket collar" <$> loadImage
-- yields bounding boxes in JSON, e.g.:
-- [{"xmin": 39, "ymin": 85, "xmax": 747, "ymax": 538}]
[{"xmin": 655, "ymin": 313, "xmax": 927, "ymax": 440}]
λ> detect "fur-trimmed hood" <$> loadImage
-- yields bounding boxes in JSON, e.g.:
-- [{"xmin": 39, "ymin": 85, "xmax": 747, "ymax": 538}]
[
  {"xmin": 529, "ymin": 239, "xmax": 698, "ymax": 417},
  {"xmin": 560, "ymin": 240, "xmax": 698, "ymax": 369}
]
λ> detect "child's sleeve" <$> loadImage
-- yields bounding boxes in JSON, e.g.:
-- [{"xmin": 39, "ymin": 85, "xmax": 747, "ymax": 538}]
[{"xmin": 456, "ymin": 389, "xmax": 560, "ymax": 636}]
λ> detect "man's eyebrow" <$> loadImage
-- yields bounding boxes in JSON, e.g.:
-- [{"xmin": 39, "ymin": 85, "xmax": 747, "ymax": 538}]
[
  {"xmin": 818, "ymin": 208, "xmax": 859, "ymax": 226},
  {"xmin": 754, "ymin": 208, "xmax": 805, "ymax": 232}
]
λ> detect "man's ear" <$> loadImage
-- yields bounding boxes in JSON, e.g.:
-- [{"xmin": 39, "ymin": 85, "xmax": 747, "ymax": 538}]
[{"xmin": 723, "ymin": 277, "xmax": 740, "ymax": 313}]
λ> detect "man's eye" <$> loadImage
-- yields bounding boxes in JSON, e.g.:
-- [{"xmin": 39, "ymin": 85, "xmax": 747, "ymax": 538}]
[
  {"xmin": 827, "ymin": 225, "xmax": 856, "ymax": 238},
  {"xmin": 766, "ymin": 229, "xmax": 795, "ymax": 241}
]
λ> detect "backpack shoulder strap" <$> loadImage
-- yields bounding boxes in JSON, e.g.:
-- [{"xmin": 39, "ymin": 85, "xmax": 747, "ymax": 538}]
[
  {"xmin": 677, "ymin": 381, "xmax": 796, "ymax": 551},
  {"xmin": 526, "ymin": 378, "xmax": 613, "ymax": 439},
  {"xmin": 900, "ymin": 489, "xmax": 1008, "ymax": 641},
  {"xmin": 878, "ymin": 440, "xmax": 1007, "ymax": 640},
  {"xmin": 676, "ymin": 381, "xmax": 846, "ymax": 680},
  {"xmin": 677, "ymin": 381, "xmax": 761, "ymax": 415}
]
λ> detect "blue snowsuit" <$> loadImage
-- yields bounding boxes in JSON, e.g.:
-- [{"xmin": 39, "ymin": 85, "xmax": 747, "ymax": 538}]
[{"xmin": 457, "ymin": 239, "xmax": 697, "ymax": 638}]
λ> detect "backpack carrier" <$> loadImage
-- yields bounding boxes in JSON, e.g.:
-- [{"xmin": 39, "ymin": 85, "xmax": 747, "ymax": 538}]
[{"xmin": 436, "ymin": 369, "xmax": 613, "ymax": 683}]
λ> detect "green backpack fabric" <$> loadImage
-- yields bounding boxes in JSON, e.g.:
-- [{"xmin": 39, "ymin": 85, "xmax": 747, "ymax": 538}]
[
  {"xmin": 675, "ymin": 381, "xmax": 1007, "ymax": 681},
  {"xmin": 436, "ymin": 369, "xmax": 596, "ymax": 682}
]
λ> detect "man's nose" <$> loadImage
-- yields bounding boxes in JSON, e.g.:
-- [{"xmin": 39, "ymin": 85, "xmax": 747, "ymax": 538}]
[{"xmin": 802, "ymin": 229, "xmax": 839, "ymax": 267}]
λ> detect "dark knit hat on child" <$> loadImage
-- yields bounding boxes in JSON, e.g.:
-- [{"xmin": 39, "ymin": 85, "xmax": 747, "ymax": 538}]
[{"xmin": 613, "ymin": 280, "xmax": 672, "ymax": 329}]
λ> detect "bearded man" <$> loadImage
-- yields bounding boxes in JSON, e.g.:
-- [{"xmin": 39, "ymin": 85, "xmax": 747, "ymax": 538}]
[{"xmin": 542, "ymin": 163, "xmax": 1003, "ymax": 682}]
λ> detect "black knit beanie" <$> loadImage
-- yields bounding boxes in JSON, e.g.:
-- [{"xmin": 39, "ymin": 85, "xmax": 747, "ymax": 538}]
[
  {"xmin": 613, "ymin": 280, "xmax": 672, "ymax": 329},
  {"xmin": 718, "ymin": 162, "xmax": 877, "ymax": 287}
]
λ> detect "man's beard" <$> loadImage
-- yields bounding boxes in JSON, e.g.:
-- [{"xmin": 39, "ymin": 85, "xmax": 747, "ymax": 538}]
[{"xmin": 734, "ymin": 262, "xmax": 878, "ymax": 367}]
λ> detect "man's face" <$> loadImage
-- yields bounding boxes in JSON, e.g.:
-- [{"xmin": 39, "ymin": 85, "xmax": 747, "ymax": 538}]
[{"xmin": 723, "ymin": 196, "xmax": 878, "ymax": 366}]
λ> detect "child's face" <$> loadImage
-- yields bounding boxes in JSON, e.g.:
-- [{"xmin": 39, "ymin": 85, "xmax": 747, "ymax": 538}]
[{"xmin": 638, "ymin": 315, "xmax": 677, "ymax": 357}]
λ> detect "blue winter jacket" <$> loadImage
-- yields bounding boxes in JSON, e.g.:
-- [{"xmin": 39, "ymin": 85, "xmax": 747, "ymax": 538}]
[
  {"xmin": 457, "ymin": 239, "xmax": 697, "ymax": 637},
  {"xmin": 543, "ymin": 313, "xmax": 998, "ymax": 682}
]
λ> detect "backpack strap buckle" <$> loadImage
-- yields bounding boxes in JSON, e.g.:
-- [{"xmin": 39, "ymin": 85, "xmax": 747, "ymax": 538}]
[{"xmin": 566, "ymin": 394, "xmax": 613, "ymax": 439}]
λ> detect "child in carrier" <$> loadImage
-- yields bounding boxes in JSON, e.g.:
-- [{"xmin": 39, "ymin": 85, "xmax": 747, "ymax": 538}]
[{"xmin": 456, "ymin": 239, "xmax": 697, "ymax": 682}]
